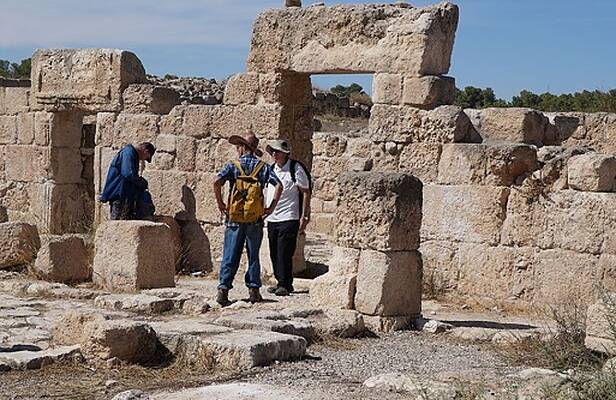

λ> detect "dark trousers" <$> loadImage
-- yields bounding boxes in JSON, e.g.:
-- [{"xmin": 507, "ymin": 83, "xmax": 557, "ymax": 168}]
[{"xmin": 267, "ymin": 220, "xmax": 300, "ymax": 291}]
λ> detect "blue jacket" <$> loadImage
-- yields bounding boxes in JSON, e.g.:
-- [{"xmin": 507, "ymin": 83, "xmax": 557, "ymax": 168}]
[{"xmin": 100, "ymin": 145, "xmax": 146, "ymax": 203}]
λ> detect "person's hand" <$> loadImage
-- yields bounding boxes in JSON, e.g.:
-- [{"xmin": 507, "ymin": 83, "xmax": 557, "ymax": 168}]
[{"xmin": 299, "ymin": 216, "xmax": 310, "ymax": 233}]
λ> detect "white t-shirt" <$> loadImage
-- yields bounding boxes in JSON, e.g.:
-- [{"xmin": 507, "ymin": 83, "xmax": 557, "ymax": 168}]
[{"xmin": 266, "ymin": 160, "xmax": 310, "ymax": 223}]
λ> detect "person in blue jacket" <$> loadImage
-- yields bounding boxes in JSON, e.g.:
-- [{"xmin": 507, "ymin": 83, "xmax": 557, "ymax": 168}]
[{"xmin": 100, "ymin": 142, "xmax": 156, "ymax": 220}]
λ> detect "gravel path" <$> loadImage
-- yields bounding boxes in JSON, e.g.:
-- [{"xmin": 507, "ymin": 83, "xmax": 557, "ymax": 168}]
[{"xmin": 240, "ymin": 331, "xmax": 524, "ymax": 399}]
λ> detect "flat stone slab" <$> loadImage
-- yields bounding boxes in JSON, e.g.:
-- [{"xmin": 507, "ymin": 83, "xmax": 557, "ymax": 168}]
[
  {"xmin": 94, "ymin": 294, "xmax": 175, "ymax": 314},
  {"xmin": 202, "ymin": 330, "xmax": 307, "ymax": 370},
  {"xmin": 214, "ymin": 311, "xmax": 317, "ymax": 341},
  {"xmin": 152, "ymin": 383, "xmax": 314, "ymax": 400},
  {"xmin": 0, "ymin": 345, "xmax": 80, "ymax": 370}
]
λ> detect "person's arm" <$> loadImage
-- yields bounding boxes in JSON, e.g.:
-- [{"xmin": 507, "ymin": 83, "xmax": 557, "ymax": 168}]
[
  {"xmin": 263, "ymin": 166, "xmax": 282, "ymax": 217},
  {"xmin": 299, "ymin": 187, "xmax": 311, "ymax": 233},
  {"xmin": 213, "ymin": 178, "xmax": 226, "ymax": 215},
  {"xmin": 213, "ymin": 163, "xmax": 232, "ymax": 215},
  {"xmin": 295, "ymin": 163, "xmax": 312, "ymax": 232}
]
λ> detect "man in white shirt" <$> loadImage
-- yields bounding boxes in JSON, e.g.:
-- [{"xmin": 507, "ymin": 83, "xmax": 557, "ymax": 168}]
[{"xmin": 265, "ymin": 140, "xmax": 312, "ymax": 296}]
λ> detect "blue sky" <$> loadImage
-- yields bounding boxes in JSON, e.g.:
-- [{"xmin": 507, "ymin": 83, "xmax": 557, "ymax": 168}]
[{"xmin": 1, "ymin": 0, "xmax": 615, "ymax": 100}]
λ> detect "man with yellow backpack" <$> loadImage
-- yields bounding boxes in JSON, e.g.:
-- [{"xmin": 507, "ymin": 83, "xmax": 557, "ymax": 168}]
[{"xmin": 212, "ymin": 132, "xmax": 283, "ymax": 306}]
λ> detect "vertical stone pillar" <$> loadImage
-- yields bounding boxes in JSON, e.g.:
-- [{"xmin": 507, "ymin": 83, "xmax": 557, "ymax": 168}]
[{"xmin": 311, "ymin": 172, "xmax": 423, "ymax": 332}]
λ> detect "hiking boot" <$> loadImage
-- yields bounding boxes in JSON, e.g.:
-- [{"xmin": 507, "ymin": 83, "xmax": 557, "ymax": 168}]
[
  {"xmin": 248, "ymin": 288, "xmax": 263, "ymax": 303},
  {"xmin": 266, "ymin": 285, "xmax": 278, "ymax": 294},
  {"xmin": 274, "ymin": 286, "xmax": 289, "ymax": 296},
  {"xmin": 216, "ymin": 288, "xmax": 230, "ymax": 306}
]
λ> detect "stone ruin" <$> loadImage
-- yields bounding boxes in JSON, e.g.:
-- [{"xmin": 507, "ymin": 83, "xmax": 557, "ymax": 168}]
[{"xmin": 0, "ymin": 0, "xmax": 616, "ymax": 334}]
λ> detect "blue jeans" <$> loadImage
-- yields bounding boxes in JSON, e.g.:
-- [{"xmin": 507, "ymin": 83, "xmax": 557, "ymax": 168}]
[{"xmin": 218, "ymin": 221, "xmax": 263, "ymax": 290}]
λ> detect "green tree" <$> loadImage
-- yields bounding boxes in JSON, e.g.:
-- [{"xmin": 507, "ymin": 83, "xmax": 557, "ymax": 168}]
[
  {"xmin": 0, "ymin": 58, "xmax": 31, "ymax": 79},
  {"xmin": 330, "ymin": 83, "xmax": 364, "ymax": 97}
]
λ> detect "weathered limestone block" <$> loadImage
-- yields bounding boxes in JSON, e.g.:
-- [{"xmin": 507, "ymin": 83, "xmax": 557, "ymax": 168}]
[
  {"xmin": 586, "ymin": 295, "xmax": 616, "ymax": 354},
  {"xmin": 153, "ymin": 216, "xmax": 182, "ymax": 271},
  {"xmin": 437, "ymin": 143, "xmax": 538, "ymax": 186},
  {"xmin": 328, "ymin": 246, "xmax": 361, "ymax": 276},
  {"xmin": 568, "ymin": 153, "xmax": 616, "ymax": 192},
  {"xmin": 85, "ymin": 319, "xmax": 158, "ymax": 363},
  {"xmin": 224, "ymin": 73, "xmax": 260, "ymax": 105},
  {"xmin": 475, "ymin": 108, "xmax": 548, "ymax": 145},
  {"xmin": 50, "ymin": 147, "xmax": 83, "ymax": 183},
  {"xmin": 247, "ymin": 3, "xmax": 459, "ymax": 76},
  {"xmin": 310, "ymin": 273, "xmax": 356, "ymax": 310},
  {"xmin": 372, "ymin": 73, "xmax": 402, "ymax": 105},
  {"xmin": 312, "ymin": 132, "xmax": 348, "ymax": 158},
  {"xmin": 369, "ymin": 104, "xmax": 473, "ymax": 143},
  {"xmin": 202, "ymin": 331, "xmax": 306, "ymax": 370},
  {"xmin": 335, "ymin": 172, "xmax": 422, "ymax": 251},
  {"xmin": 122, "ymin": 84, "xmax": 180, "ymax": 114},
  {"xmin": 0, "ymin": 115, "xmax": 17, "ymax": 144},
  {"xmin": 4, "ymin": 145, "xmax": 50, "ymax": 182},
  {"xmin": 108, "ymin": 113, "xmax": 160, "ymax": 147},
  {"xmin": 0, "ymin": 222, "xmax": 40, "ymax": 269},
  {"xmin": 259, "ymin": 73, "xmax": 313, "ymax": 105},
  {"xmin": 33, "ymin": 111, "xmax": 83, "ymax": 148},
  {"xmin": 402, "ymin": 76, "xmax": 456, "ymax": 108},
  {"xmin": 141, "ymin": 170, "xmax": 196, "ymax": 220},
  {"xmin": 421, "ymin": 185, "xmax": 509, "ymax": 245},
  {"xmin": 5, "ymin": 87, "xmax": 30, "ymax": 115},
  {"xmin": 31, "ymin": 49, "xmax": 146, "ymax": 113},
  {"xmin": 501, "ymin": 190, "xmax": 616, "ymax": 255},
  {"xmin": 161, "ymin": 104, "xmax": 308, "ymax": 140},
  {"xmin": 30, "ymin": 182, "xmax": 93, "ymax": 234},
  {"xmin": 354, "ymin": 250, "xmax": 422, "ymax": 317},
  {"xmin": 398, "ymin": 143, "xmax": 442, "ymax": 183},
  {"xmin": 16, "ymin": 112, "xmax": 35, "ymax": 144},
  {"xmin": 0, "ymin": 345, "xmax": 81, "ymax": 371},
  {"xmin": 92, "ymin": 221, "xmax": 175, "ymax": 291},
  {"xmin": 33, "ymin": 235, "xmax": 89, "ymax": 283}
]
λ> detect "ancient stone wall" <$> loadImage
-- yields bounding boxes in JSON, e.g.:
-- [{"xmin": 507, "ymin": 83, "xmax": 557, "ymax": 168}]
[{"xmin": 310, "ymin": 105, "xmax": 616, "ymax": 309}]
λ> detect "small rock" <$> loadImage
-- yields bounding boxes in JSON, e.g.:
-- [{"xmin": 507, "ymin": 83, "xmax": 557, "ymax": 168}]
[
  {"xmin": 106, "ymin": 357, "xmax": 122, "ymax": 368},
  {"xmin": 414, "ymin": 318, "xmax": 453, "ymax": 334},
  {"xmin": 364, "ymin": 373, "xmax": 456, "ymax": 397},
  {"xmin": 105, "ymin": 379, "xmax": 118, "ymax": 388},
  {"xmin": 603, "ymin": 357, "xmax": 616, "ymax": 373},
  {"xmin": 111, "ymin": 389, "xmax": 151, "ymax": 400}
]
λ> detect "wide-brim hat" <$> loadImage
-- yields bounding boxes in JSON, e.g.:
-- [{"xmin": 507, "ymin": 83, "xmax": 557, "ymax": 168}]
[
  {"xmin": 266, "ymin": 139, "xmax": 291, "ymax": 155},
  {"xmin": 229, "ymin": 133, "xmax": 263, "ymax": 157}
]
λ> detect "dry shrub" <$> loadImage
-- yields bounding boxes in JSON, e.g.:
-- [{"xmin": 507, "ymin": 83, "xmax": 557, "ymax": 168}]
[{"xmin": 498, "ymin": 296, "xmax": 605, "ymax": 372}]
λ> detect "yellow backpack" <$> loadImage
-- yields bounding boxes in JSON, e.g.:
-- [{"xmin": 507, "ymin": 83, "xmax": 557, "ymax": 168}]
[{"xmin": 227, "ymin": 160, "xmax": 265, "ymax": 223}]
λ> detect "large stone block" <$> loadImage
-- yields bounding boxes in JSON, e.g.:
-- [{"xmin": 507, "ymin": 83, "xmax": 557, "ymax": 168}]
[
  {"xmin": 310, "ymin": 273, "xmax": 356, "ymax": 310},
  {"xmin": 355, "ymin": 250, "xmax": 422, "ymax": 317},
  {"xmin": 372, "ymin": 73, "xmax": 403, "ymax": 105},
  {"xmin": 247, "ymin": 2, "xmax": 458, "ymax": 76},
  {"xmin": 4, "ymin": 145, "xmax": 50, "ymax": 182},
  {"xmin": 0, "ymin": 222, "xmax": 40, "ymax": 269},
  {"xmin": 31, "ymin": 49, "xmax": 146, "ymax": 113},
  {"xmin": 92, "ymin": 221, "xmax": 176, "ymax": 291},
  {"xmin": 32, "ymin": 234, "xmax": 90, "ymax": 283},
  {"xmin": 122, "ymin": 84, "xmax": 180, "ymax": 114},
  {"xmin": 327, "ymin": 246, "xmax": 361, "ymax": 276},
  {"xmin": 586, "ymin": 295, "xmax": 616, "ymax": 354},
  {"xmin": 0, "ymin": 115, "xmax": 17, "ymax": 144},
  {"xmin": 437, "ymin": 143, "xmax": 538, "ymax": 186},
  {"xmin": 335, "ymin": 172, "xmax": 422, "ymax": 251},
  {"xmin": 398, "ymin": 142, "xmax": 442, "ymax": 183},
  {"xmin": 402, "ymin": 75, "xmax": 456, "ymax": 108},
  {"xmin": 568, "ymin": 153, "xmax": 616, "ymax": 192},
  {"xmin": 4, "ymin": 87, "xmax": 30, "ymax": 115},
  {"xmin": 223, "ymin": 73, "xmax": 260, "ymax": 105},
  {"xmin": 30, "ymin": 182, "xmax": 93, "ymax": 234},
  {"xmin": 501, "ymin": 190, "xmax": 616, "ymax": 255},
  {"xmin": 475, "ymin": 108, "xmax": 548, "ymax": 145},
  {"xmin": 109, "ymin": 113, "xmax": 161, "ymax": 147},
  {"xmin": 422, "ymin": 185, "xmax": 509, "ymax": 245},
  {"xmin": 142, "ymin": 170, "xmax": 198, "ymax": 220},
  {"xmin": 50, "ymin": 147, "xmax": 83, "ymax": 183},
  {"xmin": 369, "ymin": 104, "xmax": 473, "ymax": 144},
  {"xmin": 16, "ymin": 112, "xmax": 35, "ymax": 144}
]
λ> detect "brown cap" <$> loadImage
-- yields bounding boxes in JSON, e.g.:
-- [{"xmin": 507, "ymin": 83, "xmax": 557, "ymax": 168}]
[{"xmin": 229, "ymin": 132, "xmax": 263, "ymax": 157}]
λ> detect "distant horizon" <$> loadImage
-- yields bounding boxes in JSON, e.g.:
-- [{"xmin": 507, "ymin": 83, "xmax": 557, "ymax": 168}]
[{"xmin": 1, "ymin": 0, "xmax": 615, "ymax": 100}]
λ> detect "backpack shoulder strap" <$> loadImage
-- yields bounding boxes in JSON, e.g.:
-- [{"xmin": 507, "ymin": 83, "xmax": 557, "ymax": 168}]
[
  {"xmin": 249, "ymin": 160, "xmax": 265, "ymax": 178},
  {"xmin": 231, "ymin": 160, "xmax": 246, "ymax": 176},
  {"xmin": 291, "ymin": 159, "xmax": 312, "ymax": 189}
]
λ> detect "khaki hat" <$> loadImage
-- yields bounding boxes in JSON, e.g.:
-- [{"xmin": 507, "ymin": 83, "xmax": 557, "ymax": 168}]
[
  {"xmin": 229, "ymin": 132, "xmax": 263, "ymax": 157},
  {"xmin": 266, "ymin": 139, "xmax": 291, "ymax": 155}
]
